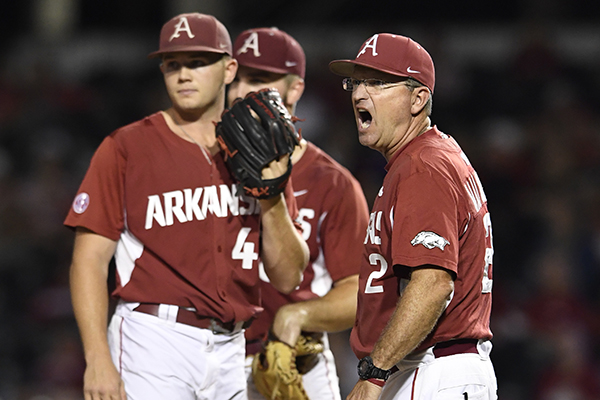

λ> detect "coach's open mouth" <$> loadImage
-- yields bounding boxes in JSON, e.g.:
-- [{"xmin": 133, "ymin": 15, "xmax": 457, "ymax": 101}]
[{"xmin": 358, "ymin": 109, "xmax": 372, "ymax": 129}]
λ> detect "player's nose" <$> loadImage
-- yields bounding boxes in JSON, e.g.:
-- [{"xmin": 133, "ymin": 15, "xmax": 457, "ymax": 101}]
[{"xmin": 177, "ymin": 66, "xmax": 193, "ymax": 82}]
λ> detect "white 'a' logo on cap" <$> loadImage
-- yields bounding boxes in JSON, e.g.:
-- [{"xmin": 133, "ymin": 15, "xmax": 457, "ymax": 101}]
[
  {"xmin": 236, "ymin": 32, "xmax": 261, "ymax": 57},
  {"xmin": 357, "ymin": 34, "xmax": 379, "ymax": 58},
  {"xmin": 169, "ymin": 17, "xmax": 196, "ymax": 42}
]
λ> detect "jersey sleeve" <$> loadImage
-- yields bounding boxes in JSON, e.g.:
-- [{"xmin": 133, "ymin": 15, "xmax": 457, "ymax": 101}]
[
  {"xmin": 320, "ymin": 174, "xmax": 370, "ymax": 283},
  {"xmin": 391, "ymin": 170, "xmax": 459, "ymax": 274},
  {"xmin": 63, "ymin": 135, "xmax": 126, "ymax": 240}
]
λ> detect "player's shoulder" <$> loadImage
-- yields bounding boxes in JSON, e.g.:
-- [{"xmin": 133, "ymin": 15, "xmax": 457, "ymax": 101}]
[
  {"xmin": 96, "ymin": 113, "xmax": 165, "ymax": 158},
  {"xmin": 300, "ymin": 142, "xmax": 358, "ymax": 183},
  {"xmin": 109, "ymin": 112, "xmax": 163, "ymax": 140},
  {"xmin": 292, "ymin": 142, "xmax": 364, "ymax": 206},
  {"xmin": 297, "ymin": 143, "xmax": 366, "ymax": 201}
]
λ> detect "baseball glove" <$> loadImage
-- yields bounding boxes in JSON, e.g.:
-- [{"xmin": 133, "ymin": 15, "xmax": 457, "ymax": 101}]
[
  {"xmin": 251, "ymin": 335, "xmax": 324, "ymax": 400},
  {"xmin": 216, "ymin": 89, "xmax": 300, "ymax": 199},
  {"xmin": 294, "ymin": 333, "xmax": 324, "ymax": 374}
]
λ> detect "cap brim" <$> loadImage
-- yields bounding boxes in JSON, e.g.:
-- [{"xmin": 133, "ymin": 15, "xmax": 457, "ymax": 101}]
[
  {"xmin": 329, "ymin": 59, "xmax": 412, "ymax": 81},
  {"xmin": 328, "ymin": 59, "xmax": 357, "ymax": 76},
  {"xmin": 147, "ymin": 46, "xmax": 231, "ymax": 59},
  {"xmin": 237, "ymin": 61, "xmax": 303, "ymax": 78},
  {"xmin": 239, "ymin": 61, "xmax": 286, "ymax": 74}
]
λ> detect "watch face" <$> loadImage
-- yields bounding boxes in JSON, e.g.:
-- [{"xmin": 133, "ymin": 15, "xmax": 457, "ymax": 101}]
[
  {"xmin": 358, "ymin": 356, "xmax": 391, "ymax": 381},
  {"xmin": 358, "ymin": 358, "xmax": 371, "ymax": 377}
]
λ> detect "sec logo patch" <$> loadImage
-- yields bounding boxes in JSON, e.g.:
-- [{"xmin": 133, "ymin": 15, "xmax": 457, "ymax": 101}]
[{"xmin": 73, "ymin": 192, "xmax": 90, "ymax": 214}]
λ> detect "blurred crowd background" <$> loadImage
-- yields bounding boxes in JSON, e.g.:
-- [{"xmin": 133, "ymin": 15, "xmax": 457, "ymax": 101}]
[{"xmin": 1, "ymin": 0, "xmax": 599, "ymax": 399}]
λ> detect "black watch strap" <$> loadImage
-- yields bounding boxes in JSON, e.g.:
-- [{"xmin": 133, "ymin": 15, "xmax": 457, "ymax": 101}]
[{"xmin": 357, "ymin": 356, "xmax": 392, "ymax": 381}]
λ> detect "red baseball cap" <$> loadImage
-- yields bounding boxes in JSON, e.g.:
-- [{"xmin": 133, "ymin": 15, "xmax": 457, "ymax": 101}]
[
  {"xmin": 233, "ymin": 27, "xmax": 306, "ymax": 79},
  {"xmin": 148, "ymin": 13, "xmax": 232, "ymax": 58},
  {"xmin": 329, "ymin": 33, "xmax": 435, "ymax": 93}
]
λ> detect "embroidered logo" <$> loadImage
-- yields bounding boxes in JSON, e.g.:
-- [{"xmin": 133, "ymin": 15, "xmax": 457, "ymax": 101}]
[
  {"xmin": 357, "ymin": 34, "xmax": 379, "ymax": 58},
  {"xmin": 411, "ymin": 231, "xmax": 450, "ymax": 250},
  {"xmin": 236, "ymin": 31, "xmax": 261, "ymax": 57},
  {"xmin": 169, "ymin": 17, "xmax": 195, "ymax": 42},
  {"xmin": 73, "ymin": 192, "xmax": 90, "ymax": 214}
]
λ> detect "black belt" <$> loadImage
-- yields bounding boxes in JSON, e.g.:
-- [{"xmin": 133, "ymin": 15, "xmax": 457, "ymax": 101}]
[
  {"xmin": 390, "ymin": 339, "xmax": 479, "ymax": 374},
  {"xmin": 433, "ymin": 339, "xmax": 479, "ymax": 358},
  {"xmin": 133, "ymin": 303, "xmax": 252, "ymax": 334}
]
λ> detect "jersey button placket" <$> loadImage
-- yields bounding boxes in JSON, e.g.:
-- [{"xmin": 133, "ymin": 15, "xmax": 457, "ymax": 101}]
[{"xmin": 210, "ymin": 168, "xmax": 229, "ymax": 306}]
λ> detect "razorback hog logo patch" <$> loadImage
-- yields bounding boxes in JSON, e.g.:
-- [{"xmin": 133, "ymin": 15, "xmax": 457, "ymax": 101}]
[{"xmin": 411, "ymin": 231, "xmax": 450, "ymax": 250}]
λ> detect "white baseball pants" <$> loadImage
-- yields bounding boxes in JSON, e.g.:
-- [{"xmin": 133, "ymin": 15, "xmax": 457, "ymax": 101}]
[
  {"xmin": 381, "ymin": 341, "xmax": 498, "ymax": 400},
  {"xmin": 108, "ymin": 301, "xmax": 247, "ymax": 400}
]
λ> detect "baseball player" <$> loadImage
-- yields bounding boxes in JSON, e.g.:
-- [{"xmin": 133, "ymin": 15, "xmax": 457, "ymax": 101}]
[
  {"xmin": 228, "ymin": 27, "xmax": 370, "ymax": 399},
  {"xmin": 65, "ymin": 13, "xmax": 308, "ymax": 400},
  {"xmin": 329, "ymin": 34, "xmax": 498, "ymax": 399}
]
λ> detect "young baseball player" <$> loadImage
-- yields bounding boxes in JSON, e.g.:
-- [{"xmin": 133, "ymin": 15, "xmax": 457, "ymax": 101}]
[
  {"xmin": 65, "ymin": 14, "xmax": 308, "ymax": 400},
  {"xmin": 227, "ymin": 27, "xmax": 370, "ymax": 400},
  {"xmin": 329, "ymin": 34, "xmax": 498, "ymax": 399}
]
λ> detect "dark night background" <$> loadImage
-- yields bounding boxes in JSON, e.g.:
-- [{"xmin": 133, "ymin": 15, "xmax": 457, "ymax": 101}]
[{"xmin": 0, "ymin": 1, "xmax": 599, "ymax": 399}]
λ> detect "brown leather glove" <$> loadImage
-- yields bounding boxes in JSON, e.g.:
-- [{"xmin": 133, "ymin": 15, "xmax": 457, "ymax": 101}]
[{"xmin": 251, "ymin": 340, "xmax": 309, "ymax": 400}]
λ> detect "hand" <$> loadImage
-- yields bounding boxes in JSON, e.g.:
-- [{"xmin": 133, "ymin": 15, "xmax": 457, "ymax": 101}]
[
  {"xmin": 261, "ymin": 154, "xmax": 291, "ymax": 179},
  {"xmin": 346, "ymin": 379, "xmax": 383, "ymax": 400},
  {"xmin": 271, "ymin": 302, "xmax": 307, "ymax": 347},
  {"xmin": 83, "ymin": 357, "xmax": 126, "ymax": 400}
]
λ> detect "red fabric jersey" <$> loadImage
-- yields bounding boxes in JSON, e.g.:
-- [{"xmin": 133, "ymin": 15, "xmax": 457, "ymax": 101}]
[
  {"xmin": 245, "ymin": 142, "xmax": 369, "ymax": 342},
  {"xmin": 350, "ymin": 127, "xmax": 494, "ymax": 359},
  {"xmin": 64, "ymin": 112, "xmax": 298, "ymax": 324}
]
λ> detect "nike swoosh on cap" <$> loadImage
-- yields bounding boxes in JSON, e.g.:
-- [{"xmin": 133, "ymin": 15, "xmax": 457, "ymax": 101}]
[
  {"xmin": 407, "ymin": 67, "xmax": 421, "ymax": 73},
  {"xmin": 293, "ymin": 189, "xmax": 308, "ymax": 197},
  {"xmin": 285, "ymin": 61, "xmax": 298, "ymax": 67}
]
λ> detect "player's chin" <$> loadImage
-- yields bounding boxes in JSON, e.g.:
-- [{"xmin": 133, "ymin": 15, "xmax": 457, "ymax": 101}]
[{"xmin": 174, "ymin": 98, "xmax": 204, "ymax": 113}]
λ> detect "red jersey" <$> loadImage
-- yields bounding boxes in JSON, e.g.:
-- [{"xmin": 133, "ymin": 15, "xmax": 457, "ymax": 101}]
[
  {"xmin": 64, "ymin": 112, "xmax": 297, "ymax": 324},
  {"xmin": 245, "ymin": 142, "xmax": 369, "ymax": 342},
  {"xmin": 350, "ymin": 126, "xmax": 494, "ymax": 359}
]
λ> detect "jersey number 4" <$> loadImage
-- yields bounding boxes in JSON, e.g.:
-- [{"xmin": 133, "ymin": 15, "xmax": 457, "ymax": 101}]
[
  {"xmin": 482, "ymin": 212, "xmax": 493, "ymax": 293},
  {"xmin": 232, "ymin": 227, "xmax": 258, "ymax": 269}
]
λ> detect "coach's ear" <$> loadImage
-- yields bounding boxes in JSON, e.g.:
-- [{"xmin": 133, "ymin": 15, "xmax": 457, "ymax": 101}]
[{"xmin": 410, "ymin": 86, "xmax": 430, "ymax": 116}]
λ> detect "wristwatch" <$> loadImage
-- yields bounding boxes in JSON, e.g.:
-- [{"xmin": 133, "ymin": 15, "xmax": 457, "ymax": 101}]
[{"xmin": 357, "ymin": 356, "xmax": 392, "ymax": 381}]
